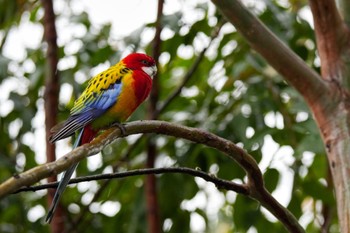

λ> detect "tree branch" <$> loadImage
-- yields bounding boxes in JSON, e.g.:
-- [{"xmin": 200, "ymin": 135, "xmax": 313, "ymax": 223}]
[
  {"xmin": 0, "ymin": 120, "xmax": 304, "ymax": 233},
  {"xmin": 309, "ymin": 0, "xmax": 350, "ymax": 88},
  {"xmin": 13, "ymin": 167, "xmax": 249, "ymax": 195},
  {"xmin": 210, "ymin": 0, "xmax": 329, "ymax": 107}
]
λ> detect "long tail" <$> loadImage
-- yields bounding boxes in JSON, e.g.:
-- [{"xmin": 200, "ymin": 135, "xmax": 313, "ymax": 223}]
[{"xmin": 45, "ymin": 129, "xmax": 83, "ymax": 223}]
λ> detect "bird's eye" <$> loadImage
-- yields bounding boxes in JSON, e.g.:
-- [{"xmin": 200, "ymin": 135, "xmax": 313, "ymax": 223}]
[{"xmin": 141, "ymin": 60, "xmax": 149, "ymax": 65}]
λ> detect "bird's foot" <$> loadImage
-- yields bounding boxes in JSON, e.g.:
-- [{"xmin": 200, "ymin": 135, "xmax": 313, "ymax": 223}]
[{"xmin": 111, "ymin": 122, "xmax": 127, "ymax": 136}]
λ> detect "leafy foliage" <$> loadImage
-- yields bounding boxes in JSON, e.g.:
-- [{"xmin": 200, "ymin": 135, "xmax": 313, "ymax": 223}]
[{"xmin": 0, "ymin": 0, "xmax": 337, "ymax": 232}]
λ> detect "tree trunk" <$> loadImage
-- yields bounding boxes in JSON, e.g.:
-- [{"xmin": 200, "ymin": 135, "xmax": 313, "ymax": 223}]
[
  {"xmin": 145, "ymin": 0, "xmax": 164, "ymax": 232},
  {"xmin": 309, "ymin": 1, "xmax": 350, "ymax": 231},
  {"xmin": 41, "ymin": 0, "xmax": 62, "ymax": 231}
]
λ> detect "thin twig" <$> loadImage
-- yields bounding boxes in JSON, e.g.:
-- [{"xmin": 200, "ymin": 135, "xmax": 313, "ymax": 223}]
[
  {"xmin": 155, "ymin": 21, "xmax": 225, "ymax": 117},
  {"xmin": 149, "ymin": 0, "xmax": 163, "ymax": 118},
  {"xmin": 13, "ymin": 167, "xmax": 249, "ymax": 195}
]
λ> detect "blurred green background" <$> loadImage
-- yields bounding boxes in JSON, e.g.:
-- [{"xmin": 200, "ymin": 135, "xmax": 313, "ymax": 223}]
[{"xmin": 0, "ymin": 0, "xmax": 336, "ymax": 232}]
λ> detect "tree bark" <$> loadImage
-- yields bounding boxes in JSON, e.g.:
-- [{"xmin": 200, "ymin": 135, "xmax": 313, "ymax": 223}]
[
  {"xmin": 309, "ymin": 1, "xmax": 350, "ymax": 232},
  {"xmin": 145, "ymin": 0, "xmax": 164, "ymax": 233},
  {"xmin": 41, "ymin": 0, "xmax": 62, "ymax": 231}
]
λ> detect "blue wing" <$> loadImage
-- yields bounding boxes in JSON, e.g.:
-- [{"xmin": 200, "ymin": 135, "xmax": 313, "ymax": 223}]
[{"xmin": 49, "ymin": 82, "xmax": 122, "ymax": 143}]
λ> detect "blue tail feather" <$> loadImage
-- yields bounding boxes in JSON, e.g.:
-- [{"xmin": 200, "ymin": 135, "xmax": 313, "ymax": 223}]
[{"xmin": 45, "ymin": 129, "xmax": 83, "ymax": 223}]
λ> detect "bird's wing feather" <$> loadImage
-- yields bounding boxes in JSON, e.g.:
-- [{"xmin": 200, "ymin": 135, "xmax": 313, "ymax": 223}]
[{"xmin": 50, "ymin": 81, "xmax": 123, "ymax": 142}]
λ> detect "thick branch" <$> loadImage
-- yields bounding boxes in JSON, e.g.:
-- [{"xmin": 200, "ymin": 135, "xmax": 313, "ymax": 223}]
[
  {"xmin": 13, "ymin": 167, "xmax": 249, "ymax": 195},
  {"xmin": 309, "ymin": 0, "xmax": 350, "ymax": 82},
  {"xmin": 0, "ymin": 120, "xmax": 304, "ymax": 233},
  {"xmin": 211, "ymin": 0, "xmax": 329, "ymax": 106}
]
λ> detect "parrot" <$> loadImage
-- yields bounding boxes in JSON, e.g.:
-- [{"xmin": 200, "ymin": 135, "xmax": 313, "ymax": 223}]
[{"xmin": 45, "ymin": 53, "xmax": 157, "ymax": 223}]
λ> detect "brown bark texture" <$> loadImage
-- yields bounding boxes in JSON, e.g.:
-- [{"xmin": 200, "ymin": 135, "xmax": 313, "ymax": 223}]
[
  {"xmin": 309, "ymin": 1, "xmax": 350, "ymax": 232},
  {"xmin": 41, "ymin": 0, "xmax": 62, "ymax": 231},
  {"xmin": 145, "ymin": 0, "xmax": 164, "ymax": 233}
]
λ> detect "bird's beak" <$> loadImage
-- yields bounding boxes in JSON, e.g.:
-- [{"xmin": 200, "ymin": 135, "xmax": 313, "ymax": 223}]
[
  {"xmin": 150, "ymin": 65, "xmax": 157, "ymax": 78},
  {"xmin": 142, "ymin": 65, "xmax": 157, "ymax": 79}
]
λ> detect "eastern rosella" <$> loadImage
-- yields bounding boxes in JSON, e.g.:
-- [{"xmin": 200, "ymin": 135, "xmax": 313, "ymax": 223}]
[{"xmin": 46, "ymin": 53, "xmax": 157, "ymax": 223}]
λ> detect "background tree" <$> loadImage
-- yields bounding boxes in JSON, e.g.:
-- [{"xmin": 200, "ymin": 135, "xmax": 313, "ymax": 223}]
[{"xmin": 0, "ymin": 0, "xmax": 346, "ymax": 232}]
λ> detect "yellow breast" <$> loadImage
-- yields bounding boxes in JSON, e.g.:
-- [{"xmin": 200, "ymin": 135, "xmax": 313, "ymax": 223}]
[{"xmin": 105, "ymin": 72, "xmax": 138, "ymax": 121}]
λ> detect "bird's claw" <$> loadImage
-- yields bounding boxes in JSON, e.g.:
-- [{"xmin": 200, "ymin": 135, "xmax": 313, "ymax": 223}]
[{"xmin": 111, "ymin": 122, "xmax": 127, "ymax": 136}]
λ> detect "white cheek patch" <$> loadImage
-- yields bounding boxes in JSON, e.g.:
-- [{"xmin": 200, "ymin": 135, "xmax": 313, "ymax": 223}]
[{"xmin": 142, "ymin": 65, "xmax": 157, "ymax": 79}]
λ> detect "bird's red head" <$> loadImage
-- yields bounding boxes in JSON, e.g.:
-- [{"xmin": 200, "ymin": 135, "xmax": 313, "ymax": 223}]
[{"xmin": 122, "ymin": 53, "xmax": 157, "ymax": 79}]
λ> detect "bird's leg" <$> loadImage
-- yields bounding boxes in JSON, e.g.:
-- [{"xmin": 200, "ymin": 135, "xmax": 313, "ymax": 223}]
[{"xmin": 111, "ymin": 122, "xmax": 127, "ymax": 136}]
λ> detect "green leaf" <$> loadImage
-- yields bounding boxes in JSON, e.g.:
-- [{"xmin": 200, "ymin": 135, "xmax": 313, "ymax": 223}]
[{"xmin": 263, "ymin": 168, "xmax": 279, "ymax": 192}]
